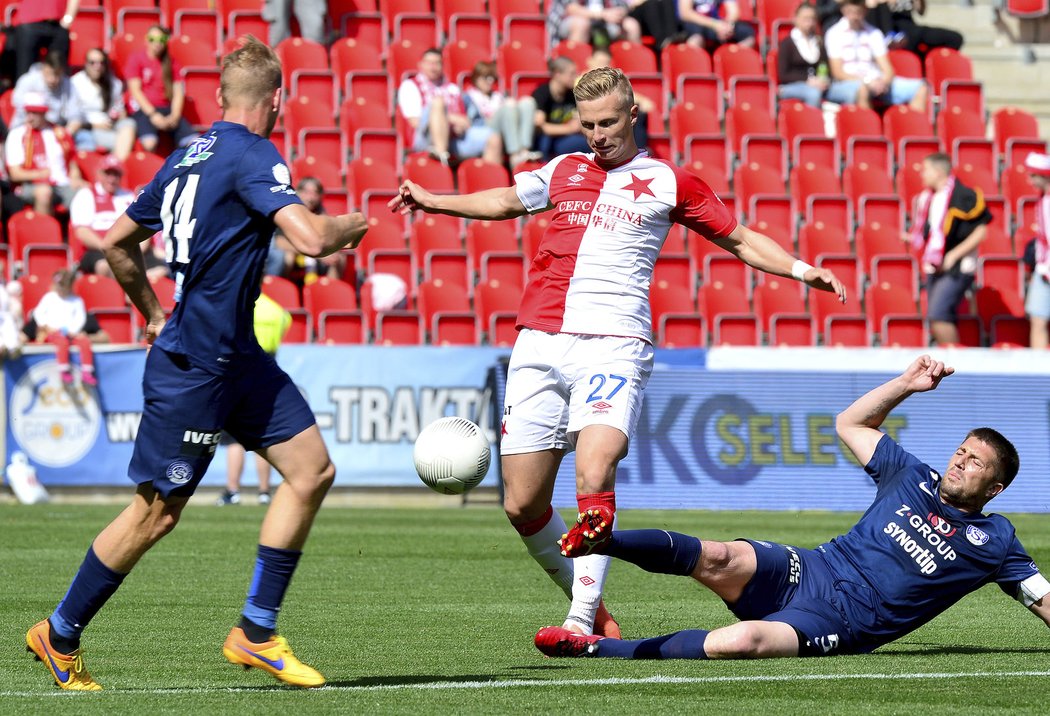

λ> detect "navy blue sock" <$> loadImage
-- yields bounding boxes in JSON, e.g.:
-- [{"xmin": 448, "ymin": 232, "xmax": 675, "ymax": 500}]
[
  {"xmin": 594, "ymin": 630, "xmax": 710, "ymax": 659},
  {"xmin": 50, "ymin": 546, "xmax": 127, "ymax": 647},
  {"xmin": 605, "ymin": 529, "xmax": 702, "ymax": 576},
  {"xmin": 241, "ymin": 545, "xmax": 302, "ymax": 636}
]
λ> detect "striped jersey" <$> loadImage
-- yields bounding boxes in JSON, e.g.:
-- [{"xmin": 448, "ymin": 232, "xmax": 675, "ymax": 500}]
[{"xmin": 514, "ymin": 151, "xmax": 736, "ymax": 340}]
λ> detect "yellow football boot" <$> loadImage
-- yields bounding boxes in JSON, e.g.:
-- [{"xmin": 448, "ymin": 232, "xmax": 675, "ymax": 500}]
[
  {"xmin": 222, "ymin": 627, "xmax": 325, "ymax": 688},
  {"xmin": 25, "ymin": 620, "xmax": 102, "ymax": 691}
]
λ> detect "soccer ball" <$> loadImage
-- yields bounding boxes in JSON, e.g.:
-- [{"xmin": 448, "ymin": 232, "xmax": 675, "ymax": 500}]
[{"xmin": 413, "ymin": 417, "xmax": 491, "ymax": 495}]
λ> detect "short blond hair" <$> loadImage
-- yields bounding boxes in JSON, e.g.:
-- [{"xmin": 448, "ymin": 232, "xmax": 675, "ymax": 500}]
[
  {"xmin": 573, "ymin": 67, "xmax": 634, "ymax": 110},
  {"xmin": 220, "ymin": 35, "xmax": 282, "ymax": 110}
]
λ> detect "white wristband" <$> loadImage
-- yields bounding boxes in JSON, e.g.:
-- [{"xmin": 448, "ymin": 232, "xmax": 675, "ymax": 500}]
[{"xmin": 791, "ymin": 260, "xmax": 813, "ymax": 281}]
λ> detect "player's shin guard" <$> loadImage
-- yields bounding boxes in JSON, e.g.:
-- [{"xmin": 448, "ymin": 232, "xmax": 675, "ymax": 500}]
[
  {"xmin": 597, "ymin": 630, "xmax": 710, "ymax": 659},
  {"xmin": 605, "ymin": 529, "xmax": 702, "ymax": 576},
  {"xmin": 50, "ymin": 546, "xmax": 127, "ymax": 649},
  {"xmin": 241, "ymin": 545, "xmax": 302, "ymax": 639},
  {"xmin": 514, "ymin": 506, "xmax": 574, "ymax": 597},
  {"xmin": 565, "ymin": 512, "xmax": 617, "ymax": 634}
]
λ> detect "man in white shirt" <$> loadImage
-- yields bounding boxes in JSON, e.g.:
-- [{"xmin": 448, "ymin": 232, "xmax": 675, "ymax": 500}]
[
  {"xmin": 69, "ymin": 155, "xmax": 136, "ymax": 277},
  {"xmin": 824, "ymin": 0, "xmax": 927, "ymax": 111},
  {"xmin": 4, "ymin": 91, "xmax": 80, "ymax": 216}
]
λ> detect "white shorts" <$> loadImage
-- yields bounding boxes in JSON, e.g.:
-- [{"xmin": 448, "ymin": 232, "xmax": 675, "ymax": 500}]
[{"xmin": 500, "ymin": 329, "xmax": 654, "ymax": 455}]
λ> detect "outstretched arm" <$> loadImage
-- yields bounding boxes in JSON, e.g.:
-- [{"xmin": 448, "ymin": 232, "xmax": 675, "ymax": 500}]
[
  {"xmin": 713, "ymin": 224, "xmax": 848, "ymax": 302},
  {"xmin": 388, "ymin": 180, "xmax": 529, "ymax": 221},
  {"xmin": 1028, "ymin": 597, "xmax": 1050, "ymax": 629},
  {"xmin": 274, "ymin": 204, "xmax": 368, "ymax": 258},
  {"xmin": 836, "ymin": 355, "xmax": 954, "ymax": 467}
]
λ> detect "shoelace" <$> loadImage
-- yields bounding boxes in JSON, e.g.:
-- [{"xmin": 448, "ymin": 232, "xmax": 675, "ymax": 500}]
[{"xmin": 70, "ymin": 650, "xmax": 87, "ymax": 676}]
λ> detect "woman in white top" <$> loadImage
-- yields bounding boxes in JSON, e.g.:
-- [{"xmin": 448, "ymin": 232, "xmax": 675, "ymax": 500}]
[
  {"xmin": 464, "ymin": 61, "xmax": 539, "ymax": 168},
  {"xmin": 70, "ymin": 48, "xmax": 136, "ymax": 161}
]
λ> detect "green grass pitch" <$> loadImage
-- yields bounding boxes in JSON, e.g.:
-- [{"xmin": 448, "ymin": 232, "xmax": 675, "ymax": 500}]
[{"xmin": 2, "ymin": 503, "xmax": 1049, "ymax": 714}]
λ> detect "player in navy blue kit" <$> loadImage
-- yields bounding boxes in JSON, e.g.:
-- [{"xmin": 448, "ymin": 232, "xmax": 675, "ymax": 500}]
[
  {"xmin": 537, "ymin": 355, "xmax": 1050, "ymax": 660},
  {"xmin": 24, "ymin": 37, "xmax": 367, "ymax": 691}
]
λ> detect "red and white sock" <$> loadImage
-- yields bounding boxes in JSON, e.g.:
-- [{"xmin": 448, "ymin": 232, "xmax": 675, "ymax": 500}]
[
  {"xmin": 514, "ymin": 506, "xmax": 573, "ymax": 597},
  {"xmin": 564, "ymin": 492, "xmax": 616, "ymax": 634}
]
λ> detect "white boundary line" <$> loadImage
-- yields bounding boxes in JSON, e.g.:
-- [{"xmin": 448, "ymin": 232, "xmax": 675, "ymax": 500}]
[{"xmin": 3, "ymin": 670, "xmax": 1050, "ymax": 697}]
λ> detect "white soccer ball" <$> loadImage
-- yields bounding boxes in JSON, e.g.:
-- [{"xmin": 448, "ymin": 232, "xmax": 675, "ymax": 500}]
[{"xmin": 413, "ymin": 417, "xmax": 491, "ymax": 495}]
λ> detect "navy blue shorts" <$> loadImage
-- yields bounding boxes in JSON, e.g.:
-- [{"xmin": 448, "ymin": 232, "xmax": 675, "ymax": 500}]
[
  {"xmin": 729, "ymin": 540, "xmax": 867, "ymax": 657},
  {"xmin": 128, "ymin": 348, "xmax": 315, "ymax": 497}
]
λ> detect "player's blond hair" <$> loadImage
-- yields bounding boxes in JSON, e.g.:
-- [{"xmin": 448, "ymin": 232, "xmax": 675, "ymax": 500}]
[
  {"xmin": 220, "ymin": 35, "xmax": 282, "ymax": 109},
  {"xmin": 573, "ymin": 67, "xmax": 635, "ymax": 112}
]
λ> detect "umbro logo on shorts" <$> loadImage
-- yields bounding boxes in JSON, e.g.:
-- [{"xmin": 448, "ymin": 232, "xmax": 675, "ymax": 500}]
[{"xmin": 591, "ymin": 401, "xmax": 613, "ymax": 413}]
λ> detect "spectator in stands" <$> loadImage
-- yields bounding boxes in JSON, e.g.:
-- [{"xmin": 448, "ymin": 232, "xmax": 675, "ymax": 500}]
[
  {"xmin": 4, "ymin": 91, "xmax": 80, "ymax": 216},
  {"xmin": 69, "ymin": 156, "xmax": 137, "ymax": 278},
  {"xmin": 907, "ymin": 153, "xmax": 990, "ymax": 346},
  {"xmin": 531, "ymin": 56, "xmax": 590, "ymax": 160},
  {"xmin": 396, "ymin": 48, "xmax": 502, "ymax": 167},
  {"xmin": 70, "ymin": 48, "xmax": 136, "ymax": 161},
  {"xmin": 11, "ymin": 51, "xmax": 87, "ymax": 148},
  {"xmin": 627, "ymin": 0, "xmax": 682, "ymax": 51},
  {"xmin": 264, "ymin": 0, "xmax": 327, "ymax": 47},
  {"xmin": 584, "ymin": 48, "xmax": 651, "ymax": 150},
  {"xmin": 547, "ymin": 0, "xmax": 642, "ymax": 50},
  {"xmin": 12, "ymin": 0, "xmax": 75, "ymax": 79},
  {"xmin": 27, "ymin": 269, "xmax": 102, "ymax": 387},
  {"xmin": 777, "ymin": 3, "xmax": 835, "ymax": 108},
  {"xmin": 865, "ymin": 0, "xmax": 962, "ymax": 59},
  {"xmin": 465, "ymin": 61, "xmax": 540, "ymax": 169},
  {"xmin": 273, "ymin": 177, "xmax": 347, "ymax": 286},
  {"xmin": 824, "ymin": 0, "xmax": 928, "ymax": 112},
  {"xmin": 678, "ymin": 0, "xmax": 756, "ymax": 50},
  {"xmin": 0, "ymin": 280, "xmax": 25, "ymax": 361},
  {"xmin": 124, "ymin": 25, "xmax": 197, "ymax": 154},
  {"xmin": 1023, "ymin": 152, "xmax": 1050, "ymax": 350}
]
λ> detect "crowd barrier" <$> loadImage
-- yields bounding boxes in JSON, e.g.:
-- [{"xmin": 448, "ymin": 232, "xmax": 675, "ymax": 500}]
[{"xmin": 5, "ymin": 345, "xmax": 1048, "ymax": 513}]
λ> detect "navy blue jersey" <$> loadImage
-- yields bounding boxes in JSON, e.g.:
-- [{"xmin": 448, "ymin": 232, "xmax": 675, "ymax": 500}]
[
  {"xmin": 817, "ymin": 435, "xmax": 1039, "ymax": 647},
  {"xmin": 126, "ymin": 121, "xmax": 302, "ymax": 372}
]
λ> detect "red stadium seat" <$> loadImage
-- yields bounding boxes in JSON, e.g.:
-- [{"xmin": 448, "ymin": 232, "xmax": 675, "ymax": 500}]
[
  {"xmin": 182, "ymin": 68, "xmax": 222, "ymax": 129},
  {"xmin": 609, "ymin": 40, "xmax": 657, "ymax": 73},
  {"xmin": 375, "ymin": 311, "xmax": 423, "ymax": 344},
  {"xmin": 417, "ymin": 278, "xmax": 475, "ymax": 340},
  {"xmin": 675, "ymin": 74, "xmax": 722, "ymax": 116},
  {"xmin": 502, "ymin": 14, "xmax": 547, "ymax": 48},
  {"xmin": 168, "ymin": 34, "xmax": 216, "ymax": 70},
  {"xmin": 298, "ymin": 128, "xmax": 347, "ymax": 167},
  {"xmin": 662, "ymin": 43, "xmax": 712, "ymax": 96},
  {"xmin": 348, "ymin": 157, "xmax": 399, "ymax": 207},
  {"xmin": 292, "ymin": 155, "xmax": 343, "ymax": 190},
  {"xmin": 670, "ymin": 102, "xmax": 721, "ymax": 158},
  {"xmin": 805, "ymin": 195, "xmax": 851, "ymax": 233},
  {"xmin": 330, "ymin": 38, "xmax": 383, "ymax": 80},
  {"xmin": 552, "ymin": 40, "xmax": 593, "ymax": 72},
  {"xmin": 340, "ymin": 13, "xmax": 387, "ymax": 55},
  {"xmin": 753, "ymin": 277, "xmax": 805, "ymax": 333},
  {"xmin": 749, "ymin": 195, "xmax": 794, "ymax": 248},
  {"xmin": 474, "ymin": 278, "xmax": 521, "ymax": 346},
  {"xmin": 291, "ymin": 70, "xmax": 337, "ymax": 109},
  {"xmin": 457, "ymin": 159, "xmax": 510, "ymax": 194},
  {"xmin": 887, "ymin": 48, "xmax": 923, "ymax": 78},
  {"xmin": 978, "ymin": 255, "xmax": 1025, "ymax": 296},
  {"xmin": 924, "ymin": 47, "xmax": 973, "ymax": 96},
  {"xmin": 937, "ymin": 106, "xmax": 986, "ymax": 153},
  {"xmin": 1005, "ymin": 0, "xmax": 1050, "ymax": 16},
  {"xmin": 846, "ymin": 138, "xmax": 892, "ymax": 174},
  {"xmin": 824, "ymin": 315, "xmax": 872, "ymax": 347},
  {"xmin": 952, "ymin": 138, "xmax": 997, "ymax": 177},
  {"xmin": 68, "ymin": 9, "xmax": 107, "ymax": 68},
  {"xmin": 955, "ymin": 162, "xmax": 998, "ymax": 197},
  {"xmin": 741, "ymin": 135, "xmax": 786, "ymax": 179},
  {"xmin": 993, "ymin": 106, "xmax": 1040, "ymax": 155},
  {"xmin": 712, "ymin": 43, "xmax": 764, "ymax": 88},
  {"xmin": 498, "ymin": 40, "xmax": 547, "ymax": 84},
  {"xmin": 8, "ymin": 211, "xmax": 63, "ymax": 261},
  {"xmin": 880, "ymin": 315, "xmax": 927, "ymax": 347},
  {"xmin": 870, "ymin": 254, "xmax": 919, "ymax": 295},
  {"xmin": 835, "ymin": 105, "xmax": 882, "ymax": 153},
  {"xmin": 173, "ymin": 10, "xmax": 221, "ymax": 56},
  {"xmin": 843, "ymin": 162, "xmax": 894, "ymax": 207},
  {"xmin": 303, "ymin": 277, "xmax": 360, "ymax": 336},
  {"xmin": 124, "ymin": 151, "xmax": 165, "ymax": 191},
  {"xmin": 798, "ymin": 221, "xmax": 850, "ymax": 264},
  {"xmin": 733, "ymin": 162, "xmax": 784, "ymax": 209},
  {"xmin": 858, "ymin": 196, "xmax": 904, "ymax": 234},
  {"xmin": 703, "ymin": 254, "xmax": 752, "ymax": 291},
  {"xmin": 725, "ymin": 102, "xmax": 776, "ymax": 156},
  {"xmin": 91, "ymin": 308, "xmax": 137, "ymax": 343},
  {"xmin": 24, "ymin": 246, "xmax": 72, "ymax": 281},
  {"xmin": 790, "ymin": 161, "xmax": 841, "ymax": 211},
  {"xmin": 882, "ymin": 105, "xmax": 933, "ymax": 151},
  {"xmin": 941, "ymin": 80, "xmax": 984, "ymax": 117},
  {"xmin": 262, "ymin": 275, "xmax": 302, "ymax": 309},
  {"xmin": 856, "ymin": 223, "xmax": 907, "ymax": 274},
  {"xmin": 778, "ymin": 100, "xmax": 825, "ymax": 144},
  {"xmin": 76, "ymin": 274, "xmax": 128, "ymax": 311},
  {"xmin": 490, "ymin": 0, "xmax": 540, "ymax": 26}
]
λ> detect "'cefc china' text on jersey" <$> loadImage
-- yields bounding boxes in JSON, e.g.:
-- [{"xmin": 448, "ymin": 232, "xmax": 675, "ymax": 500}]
[
  {"xmin": 127, "ymin": 122, "xmax": 302, "ymax": 371},
  {"xmin": 514, "ymin": 151, "xmax": 737, "ymax": 340},
  {"xmin": 817, "ymin": 435, "xmax": 1043, "ymax": 648}
]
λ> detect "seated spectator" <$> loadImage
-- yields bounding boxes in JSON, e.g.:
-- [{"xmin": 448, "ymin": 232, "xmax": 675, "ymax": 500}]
[
  {"xmin": 0, "ymin": 279, "xmax": 24, "ymax": 361},
  {"xmin": 11, "ymin": 51, "xmax": 87, "ymax": 148},
  {"xmin": 778, "ymin": 3, "xmax": 835, "ymax": 108},
  {"xmin": 396, "ymin": 48, "xmax": 502, "ymax": 166},
  {"xmin": 531, "ymin": 56, "xmax": 590, "ymax": 160},
  {"xmin": 4, "ymin": 91, "xmax": 80, "ymax": 215},
  {"xmin": 272, "ymin": 177, "xmax": 347, "ymax": 286},
  {"xmin": 124, "ymin": 25, "xmax": 197, "ymax": 153},
  {"xmin": 547, "ymin": 0, "xmax": 642, "ymax": 50},
  {"xmin": 464, "ymin": 61, "xmax": 540, "ymax": 168},
  {"xmin": 866, "ymin": 0, "xmax": 962, "ymax": 59},
  {"xmin": 824, "ymin": 0, "xmax": 928, "ymax": 112},
  {"xmin": 26, "ymin": 269, "xmax": 105, "ymax": 386},
  {"xmin": 907, "ymin": 153, "xmax": 990, "ymax": 346},
  {"xmin": 678, "ymin": 0, "xmax": 756, "ymax": 50},
  {"xmin": 627, "ymin": 0, "xmax": 683, "ymax": 51},
  {"xmin": 584, "ymin": 48, "xmax": 650, "ymax": 150},
  {"xmin": 69, "ymin": 156, "xmax": 137, "ymax": 278},
  {"xmin": 70, "ymin": 48, "xmax": 136, "ymax": 160},
  {"xmin": 1023, "ymin": 152, "xmax": 1050, "ymax": 349}
]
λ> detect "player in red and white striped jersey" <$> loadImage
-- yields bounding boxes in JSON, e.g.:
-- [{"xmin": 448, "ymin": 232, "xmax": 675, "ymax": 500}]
[{"xmin": 390, "ymin": 67, "xmax": 848, "ymax": 638}]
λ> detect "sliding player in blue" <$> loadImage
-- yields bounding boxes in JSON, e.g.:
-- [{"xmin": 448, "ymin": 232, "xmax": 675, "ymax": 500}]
[
  {"xmin": 539, "ymin": 355, "xmax": 1050, "ymax": 659},
  {"xmin": 24, "ymin": 36, "xmax": 367, "ymax": 690}
]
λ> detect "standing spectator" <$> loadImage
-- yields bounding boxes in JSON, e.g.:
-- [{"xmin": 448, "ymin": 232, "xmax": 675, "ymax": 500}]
[
  {"xmin": 678, "ymin": 0, "xmax": 756, "ymax": 50},
  {"xmin": 396, "ymin": 48, "xmax": 501, "ymax": 166},
  {"xmin": 70, "ymin": 48, "xmax": 136, "ymax": 160},
  {"xmin": 124, "ymin": 25, "xmax": 197, "ymax": 154},
  {"xmin": 217, "ymin": 286, "xmax": 292, "ymax": 507},
  {"xmin": 12, "ymin": 0, "xmax": 77, "ymax": 79},
  {"xmin": 1023, "ymin": 152, "xmax": 1050, "ymax": 349},
  {"xmin": 28, "ymin": 269, "xmax": 101, "ymax": 386},
  {"xmin": 866, "ymin": 0, "xmax": 962, "ymax": 59},
  {"xmin": 11, "ymin": 51, "xmax": 87, "ymax": 147},
  {"xmin": 907, "ymin": 153, "xmax": 990, "ymax": 346},
  {"xmin": 547, "ymin": 0, "xmax": 642, "ymax": 50},
  {"xmin": 264, "ymin": 0, "xmax": 327, "ymax": 46},
  {"xmin": 69, "ymin": 156, "xmax": 136, "ymax": 277},
  {"xmin": 4, "ymin": 91, "xmax": 79, "ymax": 215},
  {"xmin": 777, "ymin": 3, "xmax": 834, "ymax": 108},
  {"xmin": 465, "ymin": 61, "xmax": 539, "ymax": 168},
  {"xmin": 823, "ymin": 0, "xmax": 928, "ymax": 112},
  {"xmin": 531, "ymin": 56, "xmax": 590, "ymax": 160}
]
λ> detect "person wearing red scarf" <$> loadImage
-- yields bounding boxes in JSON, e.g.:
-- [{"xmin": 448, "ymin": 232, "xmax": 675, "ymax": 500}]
[
  {"xmin": 1023, "ymin": 152, "xmax": 1050, "ymax": 349},
  {"xmin": 3, "ymin": 91, "xmax": 78, "ymax": 216}
]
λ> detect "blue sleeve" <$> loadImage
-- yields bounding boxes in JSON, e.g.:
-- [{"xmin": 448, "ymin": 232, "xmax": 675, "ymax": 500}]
[
  {"xmin": 996, "ymin": 533, "xmax": 1040, "ymax": 595},
  {"xmin": 864, "ymin": 434, "xmax": 922, "ymax": 488},
  {"xmin": 235, "ymin": 139, "xmax": 303, "ymax": 218}
]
